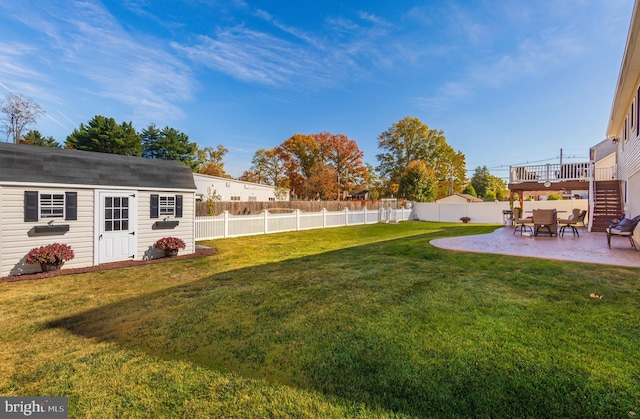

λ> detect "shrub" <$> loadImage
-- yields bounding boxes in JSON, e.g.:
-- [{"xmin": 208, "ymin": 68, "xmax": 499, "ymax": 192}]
[
  {"xmin": 25, "ymin": 243, "xmax": 75, "ymax": 264},
  {"xmin": 154, "ymin": 237, "xmax": 186, "ymax": 250},
  {"xmin": 547, "ymin": 193, "xmax": 563, "ymax": 200}
]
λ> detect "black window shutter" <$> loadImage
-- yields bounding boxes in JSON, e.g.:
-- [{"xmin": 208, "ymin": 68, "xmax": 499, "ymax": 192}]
[
  {"xmin": 24, "ymin": 191, "xmax": 38, "ymax": 222},
  {"xmin": 150, "ymin": 194, "xmax": 159, "ymax": 218},
  {"xmin": 175, "ymin": 195, "xmax": 183, "ymax": 218},
  {"xmin": 65, "ymin": 192, "xmax": 77, "ymax": 220}
]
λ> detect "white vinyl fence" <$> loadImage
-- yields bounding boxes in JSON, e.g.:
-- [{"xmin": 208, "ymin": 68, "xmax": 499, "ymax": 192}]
[
  {"xmin": 195, "ymin": 207, "xmax": 412, "ymax": 240},
  {"xmin": 412, "ymin": 200, "xmax": 589, "ymax": 224}
]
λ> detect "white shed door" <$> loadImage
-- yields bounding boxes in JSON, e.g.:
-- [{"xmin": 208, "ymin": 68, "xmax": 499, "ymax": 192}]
[{"xmin": 97, "ymin": 191, "xmax": 137, "ymax": 264}]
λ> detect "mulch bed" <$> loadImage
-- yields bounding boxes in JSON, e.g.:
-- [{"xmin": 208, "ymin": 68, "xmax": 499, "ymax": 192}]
[{"xmin": 0, "ymin": 248, "xmax": 218, "ymax": 283}]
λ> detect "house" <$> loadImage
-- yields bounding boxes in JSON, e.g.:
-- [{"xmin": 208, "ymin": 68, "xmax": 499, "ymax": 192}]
[
  {"xmin": 346, "ymin": 190, "xmax": 370, "ymax": 201},
  {"xmin": 193, "ymin": 173, "xmax": 289, "ymax": 202},
  {"xmin": 436, "ymin": 193, "xmax": 483, "ymax": 203},
  {"xmin": 600, "ymin": 0, "xmax": 640, "ymax": 236},
  {"xmin": 0, "ymin": 143, "xmax": 196, "ymax": 277}
]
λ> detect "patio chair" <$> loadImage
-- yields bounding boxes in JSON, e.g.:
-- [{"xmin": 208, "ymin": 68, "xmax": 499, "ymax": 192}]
[
  {"xmin": 512, "ymin": 207, "xmax": 533, "ymax": 235},
  {"xmin": 606, "ymin": 215, "xmax": 640, "ymax": 250},
  {"xmin": 532, "ymin": 209, "xmax": 557, "ymax": 237},
  {"xmin": 558, "ymin": 209, "xmax": 587, "ymax": 237}
]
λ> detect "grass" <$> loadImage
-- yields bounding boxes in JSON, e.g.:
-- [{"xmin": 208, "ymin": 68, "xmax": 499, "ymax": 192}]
[{"xmin": 1, "ymin": 221, "xmax": 640, "ymax": 418}]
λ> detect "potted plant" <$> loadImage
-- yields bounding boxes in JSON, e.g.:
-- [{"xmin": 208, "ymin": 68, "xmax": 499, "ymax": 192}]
[
  {"xmin": 460, "ymin": 216, "xmax": 471, "ymax": 223},
  {"xmin": 25, "ymin": 243, "xmax": 75, "ymax": 272},
  {"xmin": 154, "ymin": 236, "xmax": 186, "ymax": 257}
]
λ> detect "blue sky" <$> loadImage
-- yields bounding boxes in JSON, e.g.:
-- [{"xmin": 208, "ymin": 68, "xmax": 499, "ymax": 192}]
[{"xmin": 0, "ymin": 0, "xmax": 634, "ymax": 180}]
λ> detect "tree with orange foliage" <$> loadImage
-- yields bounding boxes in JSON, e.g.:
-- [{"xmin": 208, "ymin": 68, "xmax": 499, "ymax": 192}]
[
  {"xmin": 323, "ymin": 132, "xmax": 368, "ymax": 199},
  {"xmin": 277, "ymin": 132, "xmax": 368, "ymax": 200},
  {"xmin": 196, "ymin": 144, "xmax": 231, "ymax": 178},
  {"xmin": 249, "ymin": 148, "xmax": 289, "ymax": 187}
]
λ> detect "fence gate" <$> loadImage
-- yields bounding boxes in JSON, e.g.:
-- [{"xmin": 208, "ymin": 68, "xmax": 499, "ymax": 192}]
[{"xmin": 379, "ymin": 198, "xmax": 398, "ymax": 223}]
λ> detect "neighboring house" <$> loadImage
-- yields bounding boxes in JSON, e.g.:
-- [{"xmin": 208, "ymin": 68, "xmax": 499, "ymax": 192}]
[
  {"xmin": 347, "ymin": 190, "xmax": 370, "ymax": 201},
  {"xmin": 598, "ymin": 0, "xmax": 640, "ymax": 238},
  {"xmin": 0, "ymin": 143, "xmax": 196, "ymax": 277},
  {"xmin": 193, "ymin": 173, "xmax": 289, "ymax": 202},
  {"xmin": 436, "ymin": 193, "xmax": 483, "ymax": 204}
]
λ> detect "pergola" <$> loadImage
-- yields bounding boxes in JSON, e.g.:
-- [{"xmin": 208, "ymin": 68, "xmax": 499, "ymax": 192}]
[{"xmin": 508, "ymin": 180, "xmax": 590, "ymax": 209}]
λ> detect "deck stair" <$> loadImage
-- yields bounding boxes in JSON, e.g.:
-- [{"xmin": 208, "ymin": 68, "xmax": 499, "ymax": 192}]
[{"xmin": 591, "ymin": 180, "xmax": 623, "ymax": 232}]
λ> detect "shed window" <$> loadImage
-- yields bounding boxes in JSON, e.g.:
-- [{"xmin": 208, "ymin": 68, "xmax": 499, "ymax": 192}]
[
  {"xmin": 40, "ymin": 193, "xmax": 65, "ymax": 218},
  {"xmin": 159, "ymin": 196, "xmax": 175, "ymax": 216},
  {"xmin": 230, "ymin": 196, "xmax": 241, "ymax": 201},
  {"xmin": 24, "ymin": 191, "xmax": 77, "ymax": 222},
  {"xmin": 150, "ymin": 194, "xmax": 183, "ymax": 218}
]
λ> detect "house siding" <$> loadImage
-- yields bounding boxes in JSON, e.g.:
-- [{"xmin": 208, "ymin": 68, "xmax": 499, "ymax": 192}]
[
  {"xmin": 614, "ymin": 96, "xmax": 640, "ymax": 225},
  {"xmin": 0, "ymin": 186, "xmax": 95, "ymax": 277},
  {"xmin": 193, "ymin": 173, "xmax": 289, "ymax": 202}
]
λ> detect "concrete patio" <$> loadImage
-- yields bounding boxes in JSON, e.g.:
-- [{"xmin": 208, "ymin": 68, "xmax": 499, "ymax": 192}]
[{"xmin": 431, "ymin": 226, "xmax": 640, "ymax": 268}]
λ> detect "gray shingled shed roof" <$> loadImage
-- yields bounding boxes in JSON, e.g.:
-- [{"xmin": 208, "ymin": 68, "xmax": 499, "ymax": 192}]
[{"xmin": 0, "ymin": 143, "xmax": 196, "ymax": 190}]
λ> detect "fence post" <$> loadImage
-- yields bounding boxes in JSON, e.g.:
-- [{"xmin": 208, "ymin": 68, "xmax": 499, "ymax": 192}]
[
  {"xmin": 322, "ymin": 208, "xmax": 327, "ymax": 228},
  {"xmin": 264, "ymin": 210, "xmax": 269, "ymax": 234},
  {"xmin": 344, "ymin": 207, "xmax": 349, "ymax": 226},
  {"xmin": 363, "ymin": 207, "xmax": 367, "ymax": 224},
  {"xmin": 223, "ymin": 210, "xmax": 229, "ymax": 238},
  {"xmin": 296, "ymin": 209, "xmax": 301, "ymax": 231}
]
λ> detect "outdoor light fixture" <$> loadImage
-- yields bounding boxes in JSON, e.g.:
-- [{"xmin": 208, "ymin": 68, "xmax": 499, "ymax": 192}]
[{"xmin": 609, "ymin": 136, "xmax": 620, "ymax": 144}]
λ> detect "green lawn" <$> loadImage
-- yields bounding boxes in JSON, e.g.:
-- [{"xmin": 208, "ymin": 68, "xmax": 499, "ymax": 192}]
[{"xmin": 1, "ymin": 221, "xmax": 639, "ymax": 418}]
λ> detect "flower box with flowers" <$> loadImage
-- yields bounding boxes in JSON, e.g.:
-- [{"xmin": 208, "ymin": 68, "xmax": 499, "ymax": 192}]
[
  {"xmin": 154, "ymin": 236, "xmax": 186, "ymax": 257},
  {"xmin": 25, "ymin": 243, "xmax": 75, "ymax": 272}
]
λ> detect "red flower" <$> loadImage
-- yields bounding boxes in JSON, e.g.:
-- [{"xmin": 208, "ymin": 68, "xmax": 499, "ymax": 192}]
[
  {"xmin": 154, "ymin": 237, "xmax": 186, "ymax": 250},
  {"xmin": 25, "ymin": 243, "xmax": 75, "ymax": 264}
]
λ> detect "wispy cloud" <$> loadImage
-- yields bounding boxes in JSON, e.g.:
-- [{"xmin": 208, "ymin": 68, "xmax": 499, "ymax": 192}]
[
  {"xmin": 414, "ymin": 3, "xmax": 589, "ymax": 111},
  {"xmin": 1, "ymin": 1, "xmax": 195, "ymax": 123},
  {"xmin": 172, "ymin": 5, "xmax": 397, "ymax": 89}
]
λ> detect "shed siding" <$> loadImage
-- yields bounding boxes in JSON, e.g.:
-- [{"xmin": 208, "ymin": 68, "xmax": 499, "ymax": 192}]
[
  {"xmin": 0, "ymin": 186, "xmax": 94, "ymax": 277},
  {"xmin": 136, "ymin": 192, "xmax": 195, "ymax": 259}
]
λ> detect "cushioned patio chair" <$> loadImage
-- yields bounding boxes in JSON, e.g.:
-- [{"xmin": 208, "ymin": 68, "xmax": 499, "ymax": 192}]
[
  {"xmin": 512, "ymin": 207, "xmax": 533, "ymax": 235},
  {"xmin": 532, "ymin": 209, "xmax": 557, "ymax": 237},
  {"xmin": 606, "ymin": 215, "xmax": 640, "ymax": 250},
  {"xmin": 559, "ymin": 209, "xmax": 587, "ymax": 237}
]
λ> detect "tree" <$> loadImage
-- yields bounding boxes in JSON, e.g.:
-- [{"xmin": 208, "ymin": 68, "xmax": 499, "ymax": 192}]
[
  {"xmin": 277, "ymin": 132, "xmax": 368, "ymax": 200},
  {"xmin": 65, "ymin": 115, "xmax": 142, "ymax": 156},
  {"xmin": 249, "ymin": 148, "xmax": 289, "ymax": 187},
  {"xmin": 364, "ymin": 163, "xmax": 384, "ymax": 200},
  {"xmin": 547, "ymin": 193, "xmax": 563, "ymax": 200},
  {"xmin": 483, "ymin": 190, "xmax": 497, "ymax": 202},
  {"xmin": 398, "ymin": 160, "xmax": 437, "ymax": 202},
  {"xmin": 462, "ymin": 184, "xmax": 477, "ymax": 197},
  {"xmin": 238, "ymin": 169, "xmax": 260, "ymax": 183},
  {"xmin": 196, "ymin": 145, "xmax": 230, "ymax": 178},
  {"xmin": 19, "ymin": 130, "xmax": 60, "ymax": 148},
  {"xmin": 323, "ymin": 132, "xmax": 368, "ymax": 199},
  {"xmin": 470, "ymin": 166, "xmax": 508, "ymax": 200},
  {"xmin": 1, "ymin": 93, "xmax": 44, "ymax": 143},
  {"xmin": 141, "ymin": 124, "xmax": 199, "ymax": 169},
  {"xmin": 376, "ymin": 116, "xmax": 465, "ymax": 199}
]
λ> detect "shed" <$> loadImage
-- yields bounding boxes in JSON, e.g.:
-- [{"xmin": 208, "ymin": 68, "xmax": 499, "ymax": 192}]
[{"xmin": 0, "ymin": 143, "xmax": 196, "ymax": 277}]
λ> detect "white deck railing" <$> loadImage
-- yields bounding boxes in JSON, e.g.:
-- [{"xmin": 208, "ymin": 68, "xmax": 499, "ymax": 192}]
[
  {"xmin": 195, "ymin": 207, "xmax": 412, "ymax": 240},
  {"xmin": 510, "ymin": 162, "xmax": 592, "ymax": 183}
]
